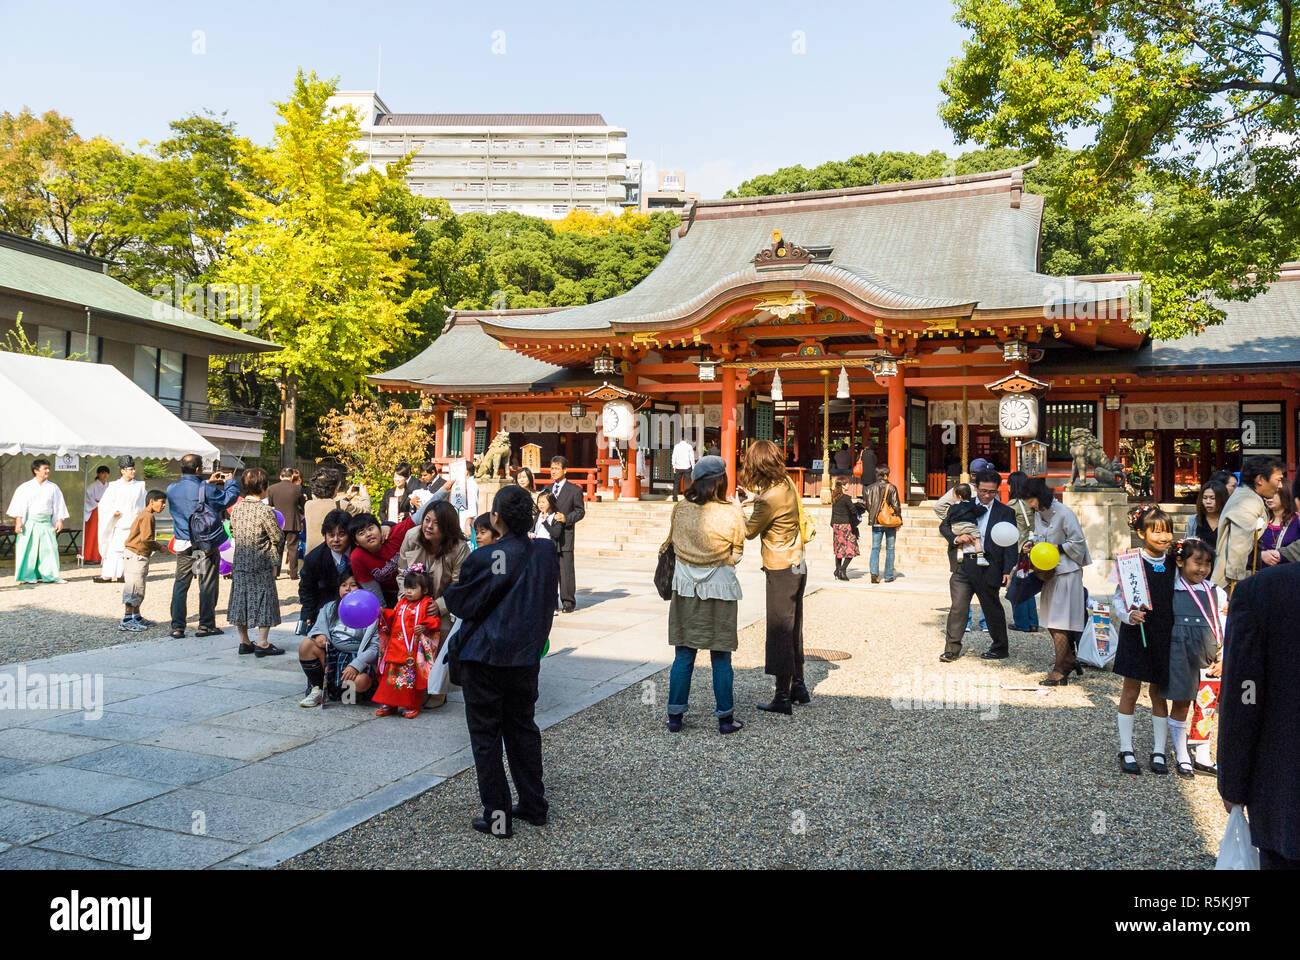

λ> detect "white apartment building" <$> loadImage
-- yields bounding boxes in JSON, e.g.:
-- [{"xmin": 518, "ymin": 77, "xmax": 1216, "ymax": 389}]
[{"xmin": 327, "ymin": 91, "xmax": 629, "ymax": 218}]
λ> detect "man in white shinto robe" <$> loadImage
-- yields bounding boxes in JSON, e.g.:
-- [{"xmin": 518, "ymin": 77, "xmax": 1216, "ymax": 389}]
[{"xmin": 97, "ymin": 456, "xmax": 146, "ymax": 582}]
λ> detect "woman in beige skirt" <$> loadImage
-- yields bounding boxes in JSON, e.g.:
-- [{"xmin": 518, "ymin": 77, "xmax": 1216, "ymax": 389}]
[{"xmin": 1026, "ymin": 478, "xmax": 1090, "ymax": 685}]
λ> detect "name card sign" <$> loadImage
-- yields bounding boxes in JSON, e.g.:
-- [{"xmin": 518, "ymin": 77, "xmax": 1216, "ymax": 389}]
[
  {"xmin": 54, "ymin": 454, "xmax": 80, "ymax": 471},
  {"xmin": 1114, "ymin": 549, "xmax": 1151, "ymax": 612}
]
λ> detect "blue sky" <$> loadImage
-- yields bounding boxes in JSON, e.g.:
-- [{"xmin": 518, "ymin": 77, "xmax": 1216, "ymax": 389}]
[{"xmin": 0, "ymin": 0, "xmax": 973, "ymax": 198}]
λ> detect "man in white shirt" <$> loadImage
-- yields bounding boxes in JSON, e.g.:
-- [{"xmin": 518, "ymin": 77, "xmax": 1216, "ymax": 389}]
[
  {"xmin": 6, "ymin": 457, "xmax": 69, "ymax": 584},
  {"xmin": 671, "ymin": 436, "xmax": 697, "ymax": 502},
  {"xmin": 96, "ymin": 456, "xmax": 147, "ymax": 583}
]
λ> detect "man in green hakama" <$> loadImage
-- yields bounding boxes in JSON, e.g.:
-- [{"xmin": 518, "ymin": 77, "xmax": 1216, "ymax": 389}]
[{"xmin": 6, "ymin": 458, "xmax": 69, "ymax": 584}]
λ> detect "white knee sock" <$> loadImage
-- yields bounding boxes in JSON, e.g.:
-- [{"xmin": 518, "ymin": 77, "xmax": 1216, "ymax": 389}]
[
  {"xmin": 1117, "ymin": 712, "xmax": 1134, "ymax": 753},
  {"xmin": 1193, "ymin": 741, "xmax": 1213, "ymax": 765},
  {"xmin": 1168, "ymin": 718, "xmax": 1190, "ymax": 766},
  {"xmin": 1152, "ymin": 715, "xmax": 1169, "ymax": 756}
]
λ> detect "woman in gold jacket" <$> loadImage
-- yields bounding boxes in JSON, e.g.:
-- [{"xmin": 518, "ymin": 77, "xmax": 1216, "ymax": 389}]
[{"xmin": 741, "ymin": 439, "xmax": 808, "ymax": 715}]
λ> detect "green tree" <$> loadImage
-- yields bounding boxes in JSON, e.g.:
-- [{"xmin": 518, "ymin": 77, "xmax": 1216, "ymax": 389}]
[
  {"xmin": 939, "ymin": 0, "xmax": 1300, "ymax": 337},
  {"xmin": 215, "ymin": 70, "xmax": 432, "ymax": 463}
]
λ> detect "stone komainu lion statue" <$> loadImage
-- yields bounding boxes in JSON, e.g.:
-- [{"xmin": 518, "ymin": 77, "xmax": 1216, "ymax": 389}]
[
  {"xmin": 474, "ymin": 429, "xmax": 511, "ymax": 479},
  {"xmin": 1068, "ymin": 428, "xmax": 1124, "ymax": 488}
]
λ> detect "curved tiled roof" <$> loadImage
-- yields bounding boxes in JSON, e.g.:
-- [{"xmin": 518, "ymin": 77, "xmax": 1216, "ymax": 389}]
[{"xmin": 472, "ymin": 169, "xmax": 1132, "ymax": 334}]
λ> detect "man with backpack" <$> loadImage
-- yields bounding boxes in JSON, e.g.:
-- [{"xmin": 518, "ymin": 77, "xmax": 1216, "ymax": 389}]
[{"xmin": 167, "ymin": 455, "xmax": 241, "ymax": 638}]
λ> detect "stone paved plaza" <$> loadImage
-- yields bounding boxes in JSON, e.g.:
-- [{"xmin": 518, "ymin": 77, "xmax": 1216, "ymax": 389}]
[
  {"xmin": 0, "ymin": 547, "xmax": 1229, "ymax": 869},
  {"xmin": 0, "ymin": 555, "xmax": 828, "ymax": 868}
]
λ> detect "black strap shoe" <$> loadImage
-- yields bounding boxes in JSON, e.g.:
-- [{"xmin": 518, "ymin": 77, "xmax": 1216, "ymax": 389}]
[
  {"xmin": 756, "ymin": 693, "xmax": 793, "ymax": 715},
  {"xmin": 1149, "ymin": 752, "xmax": 1168, "ymax": 775},
  {"xmin": 1118, "ymin": 751, "xmax": 1142, "ymax": 775}
]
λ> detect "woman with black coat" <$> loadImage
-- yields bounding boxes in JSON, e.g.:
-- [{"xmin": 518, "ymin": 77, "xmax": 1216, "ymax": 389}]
[
  {"xmin": 442, "ymin": 484, "xmax": 559, "ymax": 838},
  {"xmin": 829, "ymin": 479, "xmax": 866, "ymax": 581}
]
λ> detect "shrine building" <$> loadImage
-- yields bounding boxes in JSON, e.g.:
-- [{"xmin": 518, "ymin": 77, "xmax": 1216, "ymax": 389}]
[{"xmin": 370, "ymin": 162, "xmax": 1300, "ymax": 503}]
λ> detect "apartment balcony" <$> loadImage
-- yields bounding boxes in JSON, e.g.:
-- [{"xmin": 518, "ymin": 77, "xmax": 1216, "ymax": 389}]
[{"xmin": 160, "ymin": 400, "xmax": 269, "ymax": 460}]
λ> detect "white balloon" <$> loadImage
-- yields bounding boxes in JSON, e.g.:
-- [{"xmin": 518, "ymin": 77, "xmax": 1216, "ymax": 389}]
[{"xmin": 990, "ymin": 521, "xmax": 1020, "ymax": 548}]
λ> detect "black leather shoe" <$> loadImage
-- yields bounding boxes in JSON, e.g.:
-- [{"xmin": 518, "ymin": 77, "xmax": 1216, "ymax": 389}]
[
  {"xmin": 939, "ymin": 651, "xmax": 959, "ymax": 663},
  {"xmin": 1192, "ymin": 760, "xmax": 1219, "ymax": 776},
  {"xmin": 1118, "ymin": 751, "xmax": 1142, "ymax": 775},
  {"xmin": 472, "ymin": 815, "xmax": 513, "ymax": 838},
  {"xmin": 756, "ymin": 693, "xmax": 793, "ymax": 715},
  {"xmin": 1149, "ymin": 752, "xmax": 1168, "ymax": 775},
  {"xmin": 561, "ymin": 604, "xmax": 575, "ymax": 614},
  {"xmin": 789, "ymin": 679, "xmax": 811, "ymax": 705},
  {"xmin": 980, "ymin": 650, "xmax": 1008, "ymax": 660},
  {"xmin": 511, "ymin": 804, "xmax": 548, "ymax": 826}
]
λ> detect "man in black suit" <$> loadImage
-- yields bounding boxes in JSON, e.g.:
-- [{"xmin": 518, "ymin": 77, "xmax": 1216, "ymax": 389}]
[
  {"xmin": 268, "ymin": 468, "xmax": 306, "ymax": 579},
  {"xmin": 545, "ymin": 456, "xmax": 585, "ymax": 613},
  {"xmin": 938, "ymin": 469, "xmax": 1017, "ymax": 662},
  {"xmin": 1218, "ymin": 562, "xmax": 1300, "ymax": 869}
]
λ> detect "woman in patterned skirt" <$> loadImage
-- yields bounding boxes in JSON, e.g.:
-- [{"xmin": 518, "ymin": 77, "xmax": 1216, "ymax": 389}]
[
  {"xmin": 829, "ymin": 479, "xmax": 865, "ymax": 581},
  {"xmin": 228, "ymin": 467, "xmax": 284, "ymax": 657}
]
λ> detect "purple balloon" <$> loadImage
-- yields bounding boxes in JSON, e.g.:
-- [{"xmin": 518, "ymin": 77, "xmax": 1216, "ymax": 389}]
[
  {"xmin": 219, "ymin": 558, "xmax": 233, "ymax": 576},
  {"xmin": 274, "ymin": 509, "xmax": 285, "ymax": 529},
  {"xmin": 338, "ymin": 589, "xmax": 380, "ymax": 629}
]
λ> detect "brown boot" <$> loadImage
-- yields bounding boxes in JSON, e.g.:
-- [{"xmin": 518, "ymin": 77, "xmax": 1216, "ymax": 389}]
[{"xmin": 871, "ymin": 574, "xmax": 880, "ymax": 584}]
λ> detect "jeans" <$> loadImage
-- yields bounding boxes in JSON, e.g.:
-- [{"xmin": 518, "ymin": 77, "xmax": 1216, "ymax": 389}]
[
  {"xmin": 966, "ymin": 606, "xmax": 988, "ymax": 631},
  {"xmin": 1011, "ymin": 597, "xmax": 1039, "ymax": 631},
  {"xmin": 171, "ymin": 547, "xmax": 219, "ymax": 631},
  {"xmin": 667, "ymin": 646, "xmax": 735, "ymax": 719},
  {"xmin": 869, "ymin": 527, "xmax": 896, "ymax": 578}
]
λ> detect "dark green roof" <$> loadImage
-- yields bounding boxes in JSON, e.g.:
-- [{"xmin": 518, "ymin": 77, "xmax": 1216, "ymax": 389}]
[
  {"xmin": 0, "ymin": 232, "xmax": 277, "ymax": 352},
  {"xmin": 370, "ymin": 314, "xmax": 597, "ymax": 392}
]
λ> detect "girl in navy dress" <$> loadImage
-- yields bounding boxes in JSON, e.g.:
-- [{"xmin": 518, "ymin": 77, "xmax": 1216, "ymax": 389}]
[{"xmin": 1110, "ymin": 505, "xmax": 1175, "ymax": 775}]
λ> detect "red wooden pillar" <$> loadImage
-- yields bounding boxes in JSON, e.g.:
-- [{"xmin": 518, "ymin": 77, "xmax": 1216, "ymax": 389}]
[
  {"xmin": 1284, "ymin": 390, "xmax": 1294, "ymax": 478},
  {"xmin": 621, "ymin": 364, "xmax": 642, "ymax": 500},
  {"xmin": 1102, "ymin": 404, "xmax": 1120, "ymax": 460},
  {"xmin": 887, "ymin": 371, "xmax": 906, "ymax": 493},
  {"xmin": 462, "ymin": 404, "xmax": 476, "ymax": 465},
  {"xmin": 722, "ymin": 365, "xmax": 738, "ymax": 497}
]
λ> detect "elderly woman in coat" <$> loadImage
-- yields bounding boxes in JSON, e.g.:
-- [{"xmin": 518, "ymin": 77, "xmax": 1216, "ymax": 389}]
[
  {"xmin": 662, "ymin": 455, "xmax": 746, "ymax": 735},
  {"xmin": 1024, "ymin": 478, "xmax": 1090, "ymax": 685}
]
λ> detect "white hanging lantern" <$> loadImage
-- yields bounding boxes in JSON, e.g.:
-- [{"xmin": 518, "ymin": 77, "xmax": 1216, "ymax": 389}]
[
  {"xmin": 836, "ymin": 366, "xmax": 850, "ymax": 399},
  {"xmin": 770, "ymin": 369, "xmax": 783, "ymax": 401}
]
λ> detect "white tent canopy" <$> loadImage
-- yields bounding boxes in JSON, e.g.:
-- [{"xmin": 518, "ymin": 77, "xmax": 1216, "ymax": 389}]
[{"xmin": 0, "ymin": 352, "xmax": 219, "ymax": 461}]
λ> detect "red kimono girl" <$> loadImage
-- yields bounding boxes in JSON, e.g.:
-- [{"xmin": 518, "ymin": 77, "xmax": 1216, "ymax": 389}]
[{"xmin": 373, "ymin": 566, "xmax": 441, "ymax": 718}]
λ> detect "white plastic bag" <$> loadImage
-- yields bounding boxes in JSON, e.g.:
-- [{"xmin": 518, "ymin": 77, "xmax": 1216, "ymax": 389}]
[
  {"xmin": 1215, "ymin": 807, "xmax": 1259, "ymax": 870},
  {"xmin": 1075, "ymin": 602, "xmax": 1119, "ymax": 669},
  {"xmin": 424, "ymin": 619, "xmax": 459, "ymax": 697}
]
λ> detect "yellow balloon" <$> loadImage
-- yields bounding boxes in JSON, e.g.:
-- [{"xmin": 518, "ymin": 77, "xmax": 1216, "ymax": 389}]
[{"xmin": 1030, "ymin": 541, "xmax": 1061, "ymax": 571}]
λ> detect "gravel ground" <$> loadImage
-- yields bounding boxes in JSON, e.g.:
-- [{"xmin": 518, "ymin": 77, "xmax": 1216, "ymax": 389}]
[
  {"xmin": 0, "ymin": 554, "xmax": 305, "ymax": 663},
  {"xmin": 282, "ymin": 587, "xmax": 1229, "ymax": 870}
]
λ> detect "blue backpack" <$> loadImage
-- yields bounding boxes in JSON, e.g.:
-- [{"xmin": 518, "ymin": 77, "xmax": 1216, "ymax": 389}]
[{"xmin": 188, "ymin": 493, "xmax": 228, "ymax": 553}]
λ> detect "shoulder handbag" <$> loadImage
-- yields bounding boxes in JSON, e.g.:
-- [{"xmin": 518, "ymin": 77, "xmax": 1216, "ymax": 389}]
[
  {"xmin": 446, "ymin": 539, "xmax": 532, "ymax": 684},
  {"xmin": 852, "ymin": 453, "xmax": 864, "ymax": 479},
  {"xmin": 875, "ymin": 485, "xmax": 902, "ymax": 528},
  {"xmin": 788, "ymin": 479, "xmax": 817, "ymax": 544},
  {"xmin": 655, "ymin": 502, "xmax": 681, "ymax": 600}
]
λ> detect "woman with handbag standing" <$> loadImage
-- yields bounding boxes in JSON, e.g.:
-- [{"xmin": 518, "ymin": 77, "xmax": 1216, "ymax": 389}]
[
  {"xmin": 662, "ymin": 456, "xmax": 746, "ymax": 734},
  {"xmin": 1006, "ymin": 471, "xmax": 1040, "ymax": 632},
  {"xmin": 862, "ymin": 466, "xmax": 903, "ymax": 584},
  {"xmin": 741, "ymin": 439, "xmax": 809, "ymax": 715},
  {"xmin": 1025, "ymin": 478, "xmax": 1091, "ymax": 685},
  {"xmin": 829, "ymin": 479, "xmax": 866, "ymax": 581},
  {"xmin": 442, "ymin": 485, "xmax": 558, "ymax": 838}
]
